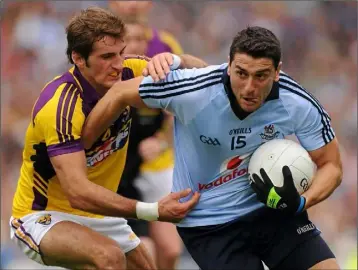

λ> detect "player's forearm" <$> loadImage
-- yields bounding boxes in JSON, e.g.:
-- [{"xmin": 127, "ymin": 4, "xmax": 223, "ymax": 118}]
[
  {"xmin": 302, "ymin": 162, "xmax": 342, "ymax": 209},
  {"xmin": 82, "ymin": 89, "xmax": 126, "ymax": 149},
  {"xmin": 179, "ymin": 54, "xmax": 208, "ymax": 69},
  {"xmin": 70, "ymin": 180, "xmax": 138, "ymax": 218}
]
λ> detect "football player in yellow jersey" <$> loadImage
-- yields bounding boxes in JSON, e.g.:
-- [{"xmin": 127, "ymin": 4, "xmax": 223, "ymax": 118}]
[
  {"xmin": 119, "ymin": 16, "xmax": 183, "ymax": 270},
  {"xmin": 9, "ymin": 7, "xmax": 205, "ymax": 269}
]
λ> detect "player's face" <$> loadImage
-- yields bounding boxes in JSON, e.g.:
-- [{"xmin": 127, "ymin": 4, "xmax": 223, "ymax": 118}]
[
  {"xmin": 78, "ymin": 36, "xmax": 126, "ymax": 96},
  {"xmin": 124, "ymin": 23, "xmax": 148, "ymax": 55},
  {"xmin": 228, "ymin": 53, "xmax": 281, "ymax": 112}
]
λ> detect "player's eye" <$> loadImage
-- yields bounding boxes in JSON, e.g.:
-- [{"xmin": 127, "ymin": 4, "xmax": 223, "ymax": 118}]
[
  {"xmin": 237, "ymin": 70, "xmax": 248, "ymax": 78},
  {"xmin": 256, "ymin": 73, "xmax": 268, "ymax": 81},
  {"xmin": 101, "ymin": 54, "xmax": 113, "ymax": 59}
]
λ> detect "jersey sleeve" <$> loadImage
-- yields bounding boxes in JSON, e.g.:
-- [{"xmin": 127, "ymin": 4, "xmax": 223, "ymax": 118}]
[
  {"xmin": 292, "ymin": 93, "xmax": 336, "ymax": 151},
  {"xmin": 138, "ymin": 64, "xmax": 225, "ymax": 124},
  {"xmin": 123, "ymin": 57, "xmax": 150, "ymax": 77},
  {"xmin": 35, "ymin": 83, "xmax": 85, "ymax": 157}
]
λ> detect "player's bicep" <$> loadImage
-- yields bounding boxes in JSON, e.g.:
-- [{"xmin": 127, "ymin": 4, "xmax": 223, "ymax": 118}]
[
  {"xmin": 50, "ymin": 151, "xmax": 88, "ymax": 202},
  {"xmin": 308, "ymin": 138, "xmax": 342, "ymax": 169}
]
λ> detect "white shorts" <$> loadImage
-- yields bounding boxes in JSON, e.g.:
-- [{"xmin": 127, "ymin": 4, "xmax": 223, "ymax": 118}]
[
  {"xmin": 9, "ymin": 211, "xmax": 140, "ymax": 265},
  {"xmin": 134, "ymin": 168, "xmax": 173, "ymax": 202}
]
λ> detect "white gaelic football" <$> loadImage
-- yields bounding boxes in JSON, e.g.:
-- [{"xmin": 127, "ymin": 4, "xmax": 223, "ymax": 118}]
[{"xmin": 248, "ymin": 139, "xmax": 316, "ymax": 195}]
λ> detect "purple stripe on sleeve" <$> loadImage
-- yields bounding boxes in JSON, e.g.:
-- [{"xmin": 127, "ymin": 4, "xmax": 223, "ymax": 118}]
[
  {"xmin": 61, "ymin": 85, "xmax": 74, "ymax": 143},
  {"xmin": 56, "ymin": 84, "xmax": 71, "ymax": 143},
  {"xmin": 32, "ymin": 72, "xmax": 79, "ymax": 123},
  {"xmin": 31, "ymin": 187, "xmax": 48, "ymax": 211},
  {"xmin": 67, "ymin": 88, "xmax": 80, "ymax": 142},
  {"xmin": 47, "ymin": 138, "xmax": 84, "ymax": 157}
]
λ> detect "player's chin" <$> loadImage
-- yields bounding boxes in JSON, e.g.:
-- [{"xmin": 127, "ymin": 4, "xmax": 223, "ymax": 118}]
[{"xmin": 239, "ymin": 100, "xmax": 261, "ymax": 112}]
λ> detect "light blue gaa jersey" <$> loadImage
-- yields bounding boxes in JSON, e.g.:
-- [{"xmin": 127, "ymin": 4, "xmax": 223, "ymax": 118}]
[{"xmin": 139, "ymin": 63, "xmax": 335, "ymax": 227}]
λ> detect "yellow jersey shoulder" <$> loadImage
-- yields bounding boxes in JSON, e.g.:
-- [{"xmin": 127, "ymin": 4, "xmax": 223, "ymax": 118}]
[{"xmin": 123, "ymin": 56, "xmax": 149, "ymax": 78}]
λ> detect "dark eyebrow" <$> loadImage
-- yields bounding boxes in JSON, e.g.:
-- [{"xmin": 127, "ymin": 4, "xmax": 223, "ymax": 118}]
[
  {"xmin": 100, "ymin": 52, "xmax": 115, "ymax": 57},
  {"xmin": 255, "ymin": 68, "xmax": 271, "ymax": 74},
  {"xmin": 235, "ymin": 65, "xmax": 270, "ymax": 74},
  {"xmin": 235, "ymin": 65, "xmax": 248, "ymax": 72},
  {"xmin": 100, "ymin": 46, "xmax": 127, "ymax": 57}
]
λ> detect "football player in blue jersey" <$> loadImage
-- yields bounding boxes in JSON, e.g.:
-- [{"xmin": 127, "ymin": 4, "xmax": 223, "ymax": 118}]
[{"xmin": 82, "ymin": 26, "xmax": 343, "ymax": 270}]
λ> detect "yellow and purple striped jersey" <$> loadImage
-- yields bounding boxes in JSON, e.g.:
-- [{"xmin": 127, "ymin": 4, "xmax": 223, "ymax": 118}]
[{"xmin": 12, "ymin": 57, "xmax": 148, "ymax": 219}]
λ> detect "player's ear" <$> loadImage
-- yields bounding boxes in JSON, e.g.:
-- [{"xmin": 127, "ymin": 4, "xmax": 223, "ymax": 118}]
[
  {"xmin": 227, "ymin": 56, "xmax": 231, "ymax": 76},
  {"xmin": 274, "ymin": 61, "xmax": 282, "ymax": 82},
  {"xmin": 72, "ymin": 51, "xmax": 85, "ymax": 69}
]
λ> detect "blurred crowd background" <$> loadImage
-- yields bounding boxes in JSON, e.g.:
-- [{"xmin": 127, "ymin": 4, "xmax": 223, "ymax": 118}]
[{"xmin": 1, "ymin": 1, "xmax": 357, "ymax": 269}]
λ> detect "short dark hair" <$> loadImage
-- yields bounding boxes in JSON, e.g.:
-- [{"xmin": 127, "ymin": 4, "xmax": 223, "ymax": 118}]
[
  {"xmin": 66, "ymin": 7, "xmax": 126, "ymax": 64},
  {"xmin": 229, "ymin": 26, "xmax": 281, "ymax": 69}
]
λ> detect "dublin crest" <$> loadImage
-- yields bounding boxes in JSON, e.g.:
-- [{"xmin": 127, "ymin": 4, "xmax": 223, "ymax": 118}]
[{"xmin": 260, "ymin": 124, "xmax": 280, "ymax": 140}]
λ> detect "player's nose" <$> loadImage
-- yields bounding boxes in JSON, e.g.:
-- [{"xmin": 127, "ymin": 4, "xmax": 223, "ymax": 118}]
[{"xmin": 112, "ymin": 56, "xmax": 124, "ymax": 71}]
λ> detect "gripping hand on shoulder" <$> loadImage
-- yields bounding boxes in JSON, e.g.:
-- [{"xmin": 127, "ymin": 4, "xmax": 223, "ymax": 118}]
[
  {"xmin": 142, "ymin": 52, "xmax": 179, "ymax": 82},
  {"xmin": 250, "ymin": 166, "xmax": 306, "ymax": 215}
]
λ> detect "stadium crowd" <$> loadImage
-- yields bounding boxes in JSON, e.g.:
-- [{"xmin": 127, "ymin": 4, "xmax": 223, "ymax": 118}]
[{"xmin": 1, "ymin": 1, "xmax": 356, "ymax": 269}]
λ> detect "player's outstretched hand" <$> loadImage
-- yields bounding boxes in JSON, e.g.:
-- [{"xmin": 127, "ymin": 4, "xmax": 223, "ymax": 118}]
[
  {"xmin": 250, "ymin": 166, "xmax": 306, "ymax": 215},
  {"xmin": 142, "ymin": 52, "xmax": 175, "ymax": 82},
  {"xmin": 158, "ymin": 188, "xmax": 200, "ymax": 223}
]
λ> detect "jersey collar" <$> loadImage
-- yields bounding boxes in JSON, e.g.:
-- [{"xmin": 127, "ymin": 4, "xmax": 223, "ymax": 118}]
[{"xmin": 222, "ymin": 67, "xmax": 279, "ymax": 120}]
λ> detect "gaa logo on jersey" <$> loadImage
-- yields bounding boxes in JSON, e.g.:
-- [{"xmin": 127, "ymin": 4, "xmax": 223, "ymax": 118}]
[
  {"xmin": 260, "ymin": 124, "xmax": 280, "ymax": 141},
  {"xmin": 199, "ymin": 135, "xmax": 221, "ymax": 146}
]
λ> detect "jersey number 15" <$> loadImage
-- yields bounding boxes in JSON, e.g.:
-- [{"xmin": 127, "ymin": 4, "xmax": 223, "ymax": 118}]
[{"xmin": 231, "ymin": 135, "xmax": 246, "ymax": 150}]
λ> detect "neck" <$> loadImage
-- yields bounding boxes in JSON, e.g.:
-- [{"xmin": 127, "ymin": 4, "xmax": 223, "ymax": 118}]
[{"xmin": 79, "ymin": 68, "xmax": 107, "ymax": 97}]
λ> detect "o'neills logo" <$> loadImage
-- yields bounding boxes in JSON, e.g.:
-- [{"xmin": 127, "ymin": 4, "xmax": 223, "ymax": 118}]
[{"xmin": 198, "ymin": 154, "xmax": 251, "ymax": 191}]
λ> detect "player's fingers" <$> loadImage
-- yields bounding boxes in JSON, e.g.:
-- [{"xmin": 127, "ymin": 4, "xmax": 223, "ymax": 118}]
[
  {"xmin": 142, "ymin": 67, "xmax": 149, "ymax": 77},
  {"xmin": 250, "ymin": 181, "xmax": 266, "ymax": 202},
  {"xmin": 153, "ymin": 56, "xmax": 166, "ymax": 80},
  {"xmin": 259, "ymin": 168, "xmax": 274, "ymax": 188},
  {"xmin": 165, "ymin": 53, "xmax": 174, "ymax": 66},
  {"xmin": 147, "ymin": 61, "xmax": 160, "ymax": 82},
  {"xmin": 160, "ymin": 54, "xmax": 171, "ymax": 75},
  {"xmin": 252, "ymin": 173, "xmax": 267, "ymax": 192},
  {"xmin": 282, "ymin": 166, "xmax": 296, "ymax": 190},
  {"xmin": 171, "ymin": 188, "xmax": 192, "ymax": 200},
  {"xmin": 282, "ymin": 166, "xmax": 293, "ymax": 179},
  {"xmin": 180, "ymin": 191, "xmax": 200, "ymax": 211},
  {"xmin": 250, "ymin": 180, "xmax": 260, "ymax": 194}
]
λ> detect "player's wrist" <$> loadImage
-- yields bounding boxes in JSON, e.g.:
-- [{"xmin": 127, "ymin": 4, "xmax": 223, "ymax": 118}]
[
  {"xmin": 136, "ymin": 201, "xmax": 159, "ymax": 221},
  {"xmin": 295, "ymin": 196, "xmax": 306, "ymax": 214},
  {"xmin": 170, "ymin": 54, "xmax": 181, "ymax": 70}
]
